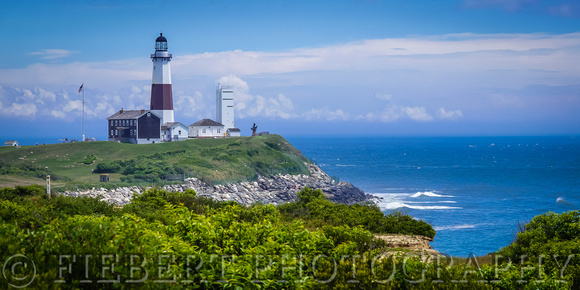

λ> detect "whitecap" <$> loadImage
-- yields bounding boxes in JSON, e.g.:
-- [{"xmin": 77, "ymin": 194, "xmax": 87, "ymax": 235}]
[
  {"xmin": 434, "ymin": 223, "xmax": 494, "ymax": 231},
  {"xmin": 556, "ymin": 197, "xmax": 574, "ymax": 206},
  {"xmin": 434, "ymin": 224, "xmax": 476, "ymax": 231},
  {"xmin": 335, "ymin": 164, "xmax": 356, "ymax": 167},
  {"xmin": 410, "ymin": 191, "xmax": 455, "ymax": 198},
  {"xmin": 380, "ymin": 202, "xmax": 461, "ymax": 210}
]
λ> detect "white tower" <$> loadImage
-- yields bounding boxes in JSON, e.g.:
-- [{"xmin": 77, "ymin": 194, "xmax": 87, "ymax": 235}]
[
  {"xmin": 216, "ymin": 83, "xmax": 235, "ymax": 132},
  {"xmin": 150, "ymin": 33, "xmax": 174, "ymax": 124}
]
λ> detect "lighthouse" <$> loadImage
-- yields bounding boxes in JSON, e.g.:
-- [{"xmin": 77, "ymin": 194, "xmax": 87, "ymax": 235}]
[{"xmin": 150, "ymin": 33, "xmax": 174, "ymax": 124}]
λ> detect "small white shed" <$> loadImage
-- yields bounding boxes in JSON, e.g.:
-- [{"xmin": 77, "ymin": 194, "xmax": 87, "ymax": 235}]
[
  {"xmin": 227, "ymin": 128, "xmax": 241, "ymax": 137},
  {"xmin": 4, "ymin": 140, "xmax": 19, "ymax": 147}
]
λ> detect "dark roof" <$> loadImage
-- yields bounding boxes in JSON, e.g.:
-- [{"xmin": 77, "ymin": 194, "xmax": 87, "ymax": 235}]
[
  {"xmin": 107, "ymin": 109, "xmax": 156, "ymax": 120},
  {"xmin": 156, "ymin": 33, "xmax": 167, "ymax": 43},
  {"xmin": 227, "ymin": 128, "xmax": 241, "ymax": 132},
  {"xmin": 189, "ymin": 119, "xmax": 224, "ymax": 127},
  {"xmin": 161, "ymin": 122, "xmax": 186, "ymax": 130}
]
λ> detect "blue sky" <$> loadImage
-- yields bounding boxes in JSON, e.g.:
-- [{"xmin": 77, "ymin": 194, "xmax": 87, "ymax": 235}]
[{"xmin": 1, "ymin": 0, "xmax": 579, "ymax": 141}]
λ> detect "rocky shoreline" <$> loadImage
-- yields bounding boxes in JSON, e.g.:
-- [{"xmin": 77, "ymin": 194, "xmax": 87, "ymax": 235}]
[{"xmin": 60, "ymin": 164, "xmax": 377, "ymax": 206}]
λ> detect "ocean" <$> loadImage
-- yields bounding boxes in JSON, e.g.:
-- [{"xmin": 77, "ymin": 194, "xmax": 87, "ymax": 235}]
[{"xmin": 286, "ymin": 136, "xmax": 580, "ymax": 257}]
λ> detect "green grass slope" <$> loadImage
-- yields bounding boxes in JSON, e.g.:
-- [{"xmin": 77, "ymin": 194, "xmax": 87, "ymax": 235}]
[{"xmin": 0, "ymin": 135, "xmax": 311, "ymax": 188}]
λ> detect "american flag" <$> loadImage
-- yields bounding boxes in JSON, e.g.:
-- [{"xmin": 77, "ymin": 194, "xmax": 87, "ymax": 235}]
[{"xmin": 78, "ymin": 83, "xmax": 83, "ymax": 93}]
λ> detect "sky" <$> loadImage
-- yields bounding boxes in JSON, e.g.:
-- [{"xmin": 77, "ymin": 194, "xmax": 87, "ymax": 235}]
[{"xmin": 1, "ymin": 0, "xmax": 579, "ymax": 141}]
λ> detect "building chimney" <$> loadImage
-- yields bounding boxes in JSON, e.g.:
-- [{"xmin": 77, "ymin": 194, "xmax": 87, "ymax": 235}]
[
  {"xmin": 141, "ymin": 109, "xmax": 145, "ymax": 114},
  {"xmin": 120, "ymin": 108, "xmax": 124, "ymax": 113}
]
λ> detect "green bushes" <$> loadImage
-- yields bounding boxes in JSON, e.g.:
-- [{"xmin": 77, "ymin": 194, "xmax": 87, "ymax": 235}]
[
  {"xmin": 280, "ymin": 187, "xmax": 436, "ymax": 238},
  {"xmin": 497, "ymin": 210, "xmax": 580, "ymax": 287},
  {"xmin": 93, "ymin": 161, "xmax": 121, "ymax": 173},
  {"xmin": 0, "ymin": 161, "xmax": 51, "ymax": 178},
  {"xmin": 0, "ymin": 185, "xmax": 577, "ymax": 288},
  {"xmin": 81, "ymin": 154, "xmax": 97, "ymax": 165}
]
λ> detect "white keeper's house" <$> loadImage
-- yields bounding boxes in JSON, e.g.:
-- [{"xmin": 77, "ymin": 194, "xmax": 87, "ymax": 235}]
[
  {"xmin": 161, "ymin": 122, "xmax": 189, "ymax": 142},
  {"xmin": 189, "ymin": 119, "xmax": 225, "ymax": 138}
]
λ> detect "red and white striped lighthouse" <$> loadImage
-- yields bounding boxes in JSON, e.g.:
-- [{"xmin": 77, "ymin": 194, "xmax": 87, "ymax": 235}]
[{"xmin": 150, "ymin": 33, "xmax": 174, "ymax": 124}]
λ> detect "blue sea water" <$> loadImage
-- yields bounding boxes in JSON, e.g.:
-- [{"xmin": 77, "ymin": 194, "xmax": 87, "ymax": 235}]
[{"xmin": 286, "ymin": 136, "xmax": 580, "ymax": 257}]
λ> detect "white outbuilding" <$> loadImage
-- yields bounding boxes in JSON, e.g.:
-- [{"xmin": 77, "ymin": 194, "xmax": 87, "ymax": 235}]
[
  {"xmin": 226, "ymin": 128, "xmax": 241, "ymax": 137},
  {"xmin": 161, "ymin": 122, "xmax": 189, "ymax": 142},
  {"xmin": 4, "ymin": 140, "xmax": 19, "ymax": 147},
  {"xmin": 188, "ymin": 119, "xmax": 225, "ymax": 138}
]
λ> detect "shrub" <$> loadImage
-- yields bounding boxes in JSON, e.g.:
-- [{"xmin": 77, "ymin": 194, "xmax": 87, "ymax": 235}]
[{"xmin": 93, "ymin": 161, "xmax": 121, "ymax": 173}]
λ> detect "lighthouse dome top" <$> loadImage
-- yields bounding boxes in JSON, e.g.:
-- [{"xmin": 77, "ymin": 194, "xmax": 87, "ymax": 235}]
[
  {"xmin": 155, "ymin": 33, "xmax": 168, "ymax": 51},
  {"xmin": 156, "ymin": 33, "xmax": 167, "ymax": 43}
]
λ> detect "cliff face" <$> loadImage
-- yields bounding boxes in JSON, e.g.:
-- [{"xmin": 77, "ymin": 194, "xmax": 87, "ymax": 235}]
[{"xmin": 61, "ymin": 163, "xmax": 373, "ymax": 206}]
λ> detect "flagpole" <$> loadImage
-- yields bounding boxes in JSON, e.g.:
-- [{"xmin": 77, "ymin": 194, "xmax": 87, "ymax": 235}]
[{"xmin": 82, "ymin": 85, "xmax": 85, "ymax": 142}]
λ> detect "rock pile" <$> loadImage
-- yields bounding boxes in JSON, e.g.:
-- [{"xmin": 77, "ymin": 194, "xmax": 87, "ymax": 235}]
[
  {"xmin": 375, "ymin": 234, "xmax": 442, "ymax": 263},
  {"xmin": 60, "ymin": 164, "xmax": 375, "ymax": 206}
]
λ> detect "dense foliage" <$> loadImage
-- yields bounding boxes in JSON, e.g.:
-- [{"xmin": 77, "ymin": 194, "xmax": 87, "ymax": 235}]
[
  {"xmin": 0, "ymin": 161, "xmax": 69, "ymax": 181},
  {"xmin": 280, "ymin": 187, "xmax": 436, "ymax": 238},
  {"xmin": 0, "ymin": 185, "xmax": 576, "ymax": 289},
  {"xmin": 497, "ymin": 210, "xmax": 580, "ymax": 287}
]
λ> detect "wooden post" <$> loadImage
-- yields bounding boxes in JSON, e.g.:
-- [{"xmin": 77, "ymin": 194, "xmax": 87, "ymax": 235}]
[{"xmin": 46, "ymin": 175, "xmax": 51, "ymax": 199}]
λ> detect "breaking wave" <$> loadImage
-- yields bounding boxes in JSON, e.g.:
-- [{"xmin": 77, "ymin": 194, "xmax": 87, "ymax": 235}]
[
  {"xmin": 434, "ymin": 224, "xmax": 476, "ymax": 231},
  {"xmin": 410, "ymin": 191, "xmax": 455, "ymax": 198},
  {"xmin": 434, "ymin": 223, "xmax": 494, "ymax": 231},
  {"xmin": 381, "ymin": 201, "xmax": 461, "ymax": 210}
]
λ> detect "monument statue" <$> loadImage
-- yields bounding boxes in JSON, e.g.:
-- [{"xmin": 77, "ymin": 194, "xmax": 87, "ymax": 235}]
[{"xmin": 251, "ymin": 123, "xmax": 258, "ymax": 137}]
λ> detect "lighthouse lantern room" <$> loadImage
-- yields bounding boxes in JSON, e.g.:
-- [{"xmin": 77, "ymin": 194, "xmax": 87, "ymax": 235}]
[{"xmin": 150, "ymin": 33, "xmax": 174, "ymax": 124}]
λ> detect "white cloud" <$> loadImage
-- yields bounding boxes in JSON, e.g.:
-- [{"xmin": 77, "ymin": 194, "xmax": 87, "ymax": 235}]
[
  {"xmin": 405, "ymin": 106, "xmax": 433, "ymax": 121},
  {"xmin": 437, "ymin": 108, "xmax": 464, "ymax": 120},
  {"xmin": 303, "ymin": 106, "xmax": 350, "ymax": 121},
  {"xmin": 216, "ymin": 75, "xmax": 295, "ymax": 119},
  {"xmin": 366, "ymin": 105, "xmax": 437, "ymax": 122},
  {"xmin": 63, "ymin": 100, "xmax": 83, "ymax": 112},
  {"xmin": 29, "ymin": 49, "xmax": 79, "ymax": 60},
  {"xmin": 175, "ymin": 91, "xmax": 206, "ymax": 118},
  {"xmin": 51, "ymin": 110, "xmax": 66, "ymax": 119},
  {"xmin": 0, "ymin": 103, "xmax": 37, "ymax": 117}
]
